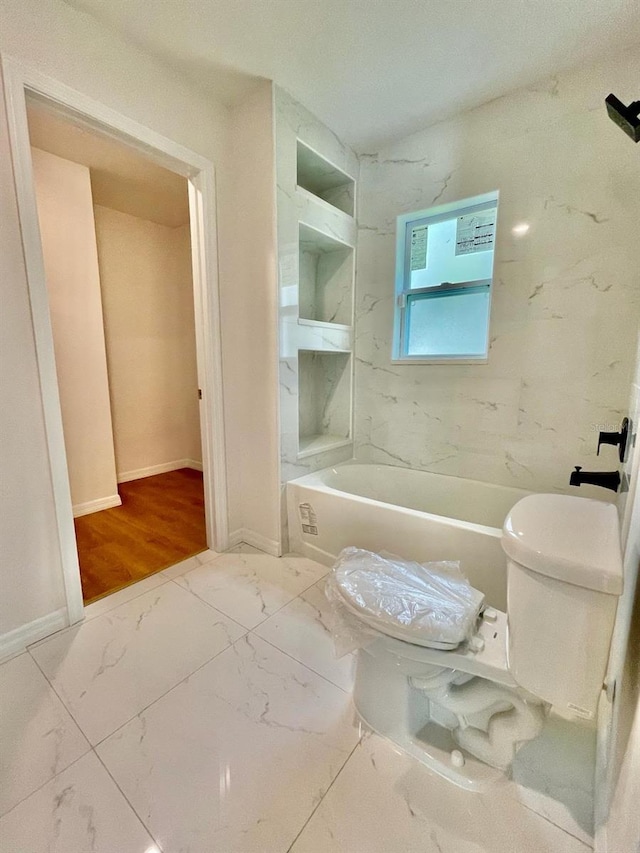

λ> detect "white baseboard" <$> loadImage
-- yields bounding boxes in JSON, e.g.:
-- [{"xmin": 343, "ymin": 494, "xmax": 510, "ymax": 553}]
[
  {"xmin": 73, "ymin": 494, "xmax": 122, "ymax": 518},
  {"xmin": 289, "ymin": 538, "xmax": 336, "ymax": 567},
  {"xmin": 0, "ymin": 608, "xmax": 68, "ymax": 663},
  {"xmin": 117, "ymin": 459, "xmax": 203, "ymax": 483},
  {"xmin": 228, "ymin": 528, "xmax": 282, "ymax": 557}
]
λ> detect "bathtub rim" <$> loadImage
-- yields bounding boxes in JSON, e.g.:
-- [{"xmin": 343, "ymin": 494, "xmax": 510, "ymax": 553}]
[{"xmin": 286, "ymin": 462, "xmax": 522, "ymax": 540}]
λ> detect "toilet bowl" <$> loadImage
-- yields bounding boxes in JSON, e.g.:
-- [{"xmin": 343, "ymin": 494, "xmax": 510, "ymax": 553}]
[{"xmin": 335, "ymin": 494, "xmax": 623, "ymax": 789}]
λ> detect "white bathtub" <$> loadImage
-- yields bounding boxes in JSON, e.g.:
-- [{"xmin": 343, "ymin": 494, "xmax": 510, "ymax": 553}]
[{"xmin": 286, "ymin": 463, "xmax": 531, "ymax": 610}]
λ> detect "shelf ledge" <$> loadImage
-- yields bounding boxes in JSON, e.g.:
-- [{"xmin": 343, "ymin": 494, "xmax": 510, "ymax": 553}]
[
  {"xmin": 298, "ymin": 435, "xmax": 353, "ymax": 459},
  {"xmin": 297, "ymin": 318, "xmax": 352, "ymax": 333}
]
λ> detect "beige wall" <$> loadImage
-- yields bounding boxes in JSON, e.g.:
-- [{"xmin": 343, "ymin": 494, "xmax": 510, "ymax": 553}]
[
  {"xmin": 31, "ymin": 148, "xmax": 119, "ymax": 514},
  {"xmin": 93, "ymin": 206, "xmax": 201, "ymax": 479},
  {"xmin": 0, "ymin": 0, "xmax": 235, "ymax": 641}
]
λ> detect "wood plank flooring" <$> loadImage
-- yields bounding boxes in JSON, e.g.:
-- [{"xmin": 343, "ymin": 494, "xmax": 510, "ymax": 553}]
[{"xmin": 74, "ymin": 468, "xmax": 207, "ymax": 603}]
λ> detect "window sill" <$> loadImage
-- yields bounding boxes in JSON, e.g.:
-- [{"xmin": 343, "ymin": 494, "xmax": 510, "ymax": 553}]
[{"xmin": 390, "ymin": 357, "xmax": 489, "ymax": 366}]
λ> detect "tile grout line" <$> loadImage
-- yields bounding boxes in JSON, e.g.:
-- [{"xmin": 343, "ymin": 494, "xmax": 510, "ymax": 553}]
[
  {"xmin": 92, "ymin": 746, "xmax": 167, "ymax": 853},
  {"xmin": 165, "ymin": 577, "xmax": 249, "ymax": 634},
  {"xmin": 90, "ymin": 615, "xmax": 353, "ymax": 853},
  {"xmin": 81, "ymin": 547, "xmax": 230, "ymax": 620},
  {"xmin": 252, "ymin": 631, "xmax": 350, "ymax": 695},
  {"xmin": 22, "ymin": 551, "xmax": 252, "ymax": 749},
  {"xmin": 90, "ymin": 636, "xmax": 239, "ymax": 749},
  {"xmin": 24, "ymin": 548, "xmax": 329, "ymax": 755},
  {"xmin": 285, "ymin": 736, "xmax": 363, "ymax": 853},
  {"xmin": 26, "ymin": 620, "xmax": 237, "ymax": 752},
  {"xmin": 0, "ymin": 749, "xmax": 90, "ymax": 821},
  {"xmin": 171, "ymin": 556, "xmax": 329, "ymax": 633},
  {"xmin": 172, "ymin": 556, "xmax": 343, "ymax": 692},
  {"xmin": 25, "ymin": 546, "xmax": 325, "ymax": 652},
  {"xmin": 517, "ymin": 798, "xmax": 594, "ymax": 848},
  {"xmin": 7, "ymin": 549, "xmax": 337, "ymax": 836},
  {"xmin": 27, "ymin": 650, "xmax": 92, "ymax": 747},
  {"xmin": 82, "ymin": 575, "xmax": 173, "ymax": 622},
  {"xmin": 26, "ymin": 547, "xmax": 230, "ymax": 644}
]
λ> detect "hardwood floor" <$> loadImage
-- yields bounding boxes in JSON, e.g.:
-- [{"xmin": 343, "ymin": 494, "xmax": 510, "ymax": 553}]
[{"xmin": 74, "ymin": 468, "xmax": 207, "ymax": 603}]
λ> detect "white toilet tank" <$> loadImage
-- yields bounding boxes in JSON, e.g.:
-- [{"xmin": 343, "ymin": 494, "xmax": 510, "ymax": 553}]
[{"xmin": 502, "ymin": 494, "xmax": 623, "ymax": 722}]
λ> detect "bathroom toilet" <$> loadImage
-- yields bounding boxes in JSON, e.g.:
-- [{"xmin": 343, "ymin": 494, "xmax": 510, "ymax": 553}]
[{"xmin": 336, "ymin": 494, "xmax": 623, "ymax": 789}]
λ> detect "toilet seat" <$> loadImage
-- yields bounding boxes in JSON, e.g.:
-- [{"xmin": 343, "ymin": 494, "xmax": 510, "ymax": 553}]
[
  {"xmin": 331, "ymin": 551, "xmax": 485, "ymax": 651},
  {"xmin": 334, "ymin": 583, "xmax": 466, "ymax": 649},
  {"xmin": 369, "ymin": 608, "xmax": 518, "ymax": 688}
]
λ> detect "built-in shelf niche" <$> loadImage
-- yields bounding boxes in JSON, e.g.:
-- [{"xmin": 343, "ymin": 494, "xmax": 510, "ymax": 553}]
[
  {"xmin": 297, "ymin": 140, "xmax": 355, "ymax": 217},
  {"xmin": 298, "ymin": 350, "xmax": 352, "ymax": 457},
  {"xmin": 299, "ymin": 223, "xmax": 354, "ymax": 326}
]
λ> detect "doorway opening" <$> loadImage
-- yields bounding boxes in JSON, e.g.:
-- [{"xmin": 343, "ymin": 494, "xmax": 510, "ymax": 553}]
[
  {"xmin": 27, "ymin": 103, "xmax": 209, "ymax": 602},
  {"xmin": 3, "ymin": 57, "xmax": 229, "ymax": 623}
]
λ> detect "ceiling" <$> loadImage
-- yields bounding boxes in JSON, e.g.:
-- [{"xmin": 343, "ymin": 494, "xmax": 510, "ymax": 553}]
[
  {"xmin": 61, "ymin": 0, "xmax": 640, "ymax": 150},
  {"xmin": 27, "ymin": 102, "xmax": 190, "ymax": 228}
]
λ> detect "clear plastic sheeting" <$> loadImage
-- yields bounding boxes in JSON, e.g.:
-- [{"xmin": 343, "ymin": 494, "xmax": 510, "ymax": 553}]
[{"xmin": 325, "ymin": 547, "xmax": 485, "ymax": 656}]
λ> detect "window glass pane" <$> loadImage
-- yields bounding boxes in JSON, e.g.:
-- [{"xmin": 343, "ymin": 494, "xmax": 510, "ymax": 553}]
[
  {"xmin": 406, "ymin": 289, "xmax": 490, "ymax": 357},
  {"xmin": 408, "ymin": 211, "xmax": 496, "ymax": 289}
]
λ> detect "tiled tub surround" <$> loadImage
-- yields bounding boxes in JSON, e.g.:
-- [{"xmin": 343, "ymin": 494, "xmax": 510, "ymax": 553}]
[
  {"xmin": 354, "ymin": 48, "xmax": 640, "ymax": 497},
  {"xmin": 0, "ymin": 546, "xmax": 593, "ymax": 852}
]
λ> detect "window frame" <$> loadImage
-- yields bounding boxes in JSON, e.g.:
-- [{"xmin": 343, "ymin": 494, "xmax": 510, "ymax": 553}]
[{"xmin": 392, "ymin": 191, "xmax": 499, "ymax": 364}]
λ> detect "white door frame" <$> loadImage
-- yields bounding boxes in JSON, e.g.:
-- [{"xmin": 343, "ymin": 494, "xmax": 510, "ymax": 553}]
[{"xmin": 1, "ymin": 54, "xmax": 229, "ymax": 625}]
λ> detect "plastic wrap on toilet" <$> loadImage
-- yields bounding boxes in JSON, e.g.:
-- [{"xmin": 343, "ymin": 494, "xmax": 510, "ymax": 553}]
[{"xmin": 325, "ymin": 547, "xmax": 485, "ymax": 656}]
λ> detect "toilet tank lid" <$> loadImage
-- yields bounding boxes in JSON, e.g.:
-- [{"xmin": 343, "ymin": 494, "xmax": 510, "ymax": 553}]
[{"xmin": 502, "ymin": 494, "xmax": 623, "ymax": 595}]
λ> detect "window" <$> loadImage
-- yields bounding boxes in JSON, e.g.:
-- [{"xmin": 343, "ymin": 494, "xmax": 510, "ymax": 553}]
[{"xmin": 393, "ymin": 191, "xmax": 498, "ymax": 362}]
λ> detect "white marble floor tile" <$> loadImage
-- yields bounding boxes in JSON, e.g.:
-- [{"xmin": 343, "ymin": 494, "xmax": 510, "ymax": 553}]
[
  {"xmin": 83, "ymin": 572, "xmax": 168, "ymax": 620},
  {"xmin": 30, "ymin": 582, "xmax": 246, "ymax": 745},
  {"xmin": 175, "ymin": 548, "xmax": 328, "ymax": 629},
  {"xmin": 290, "ymin": 734, "xmax": 591, "ymax": 853},
  {"xmin": 0, "ymin": 653, "xmax": 90, "ymax": 816},
  {"xmin": 255, "ymin": 579, "xmax": 355, "ymax": 691},
  {"xmin": 510, "ymin": 717, "xmax": 596, "ymax": 846},
  {"xmin": 159, "ymin": 553, "xmax": 202, "ymax": 579},
  {"xmin": 196, "ymin": 547, "xmax": 224, "ymax": 564},
  {"xmin": 0, "ymin": 752, "xmax": 156, "ymax": 853},
  {"xmin": 97, "ymin": 634, "xmax": 360, "ymax": 853}
]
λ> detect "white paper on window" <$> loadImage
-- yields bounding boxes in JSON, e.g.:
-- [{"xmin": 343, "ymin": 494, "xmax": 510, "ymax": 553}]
[
  {"xmin": 455, "ymin": 210, "xmax": 496, "ymax": 255},
  {"xmin": 410, "ymin": 225, "xmax": 429, "ymax": 271}
]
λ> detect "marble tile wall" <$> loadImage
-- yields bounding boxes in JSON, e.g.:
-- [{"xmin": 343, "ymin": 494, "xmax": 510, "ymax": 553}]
[
  {"xmin": 354, "ymin": 48, "xmax": 640, "ymax": 496},
  {"xmin": 275, "ymin": 87, "xmax": 359, "ymax": 485}
]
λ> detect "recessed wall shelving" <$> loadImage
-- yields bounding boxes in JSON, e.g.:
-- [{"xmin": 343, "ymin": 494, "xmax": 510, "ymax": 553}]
[
  {"xmin": 298, "ymin": 223, "xmax": 354, "ymax": 326},
  {"xmin": 277, "ymin": 103, "xmax": 357, "ymax": 469},
  {"xmin": 298, "ymin": 350, "xmax": 352, "ymax": 457},
  {"xmin": 296, "ymin": 140, "xmax": 355, "ymax": 217}
]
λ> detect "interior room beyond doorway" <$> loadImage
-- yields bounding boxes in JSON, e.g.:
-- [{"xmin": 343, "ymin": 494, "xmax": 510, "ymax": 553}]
[{"xmin": 27, "ymin": 103, "xmax": 207, "ymax": 603}]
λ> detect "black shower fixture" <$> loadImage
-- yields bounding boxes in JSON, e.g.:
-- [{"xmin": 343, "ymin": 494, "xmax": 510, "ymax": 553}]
[{"xmin": 605, "ymin": 94, "xmax": 640, "ymax": 143}]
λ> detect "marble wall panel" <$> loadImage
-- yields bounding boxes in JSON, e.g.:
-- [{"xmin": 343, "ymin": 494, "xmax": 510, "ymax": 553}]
[{"xmin": 354, "ymin": 48, "xmax": 640, "ymax": 496}]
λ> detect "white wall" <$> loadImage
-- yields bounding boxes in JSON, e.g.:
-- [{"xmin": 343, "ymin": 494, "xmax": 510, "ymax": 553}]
[
  {"xmin": 355, "ymin": 47, "xmax": 640, "ymax": 498},
  {"xmin": 31, "ymin": 148, "xmax": 119, "ymax": 514},
  {"xmin": 220, "ymin": 82, "xmax": 281, "ymax": 551},
  {"xmin": 93, "ymin": 206, "xmax": 201, "ymax": 479},
  {"xmin": 605, "ymin": 524, "xmax": 640, "ymax": 851},
  {"xmin": 0, "ymin": 89, "xmax": 66, "ymax": 638},
  {"xmin": 597, "ymin": 332, "xmax": 640, "ymax": 851},
  {"xmin": 0, "ymin": 0, "xmax": 236, "ymax": 643}
]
